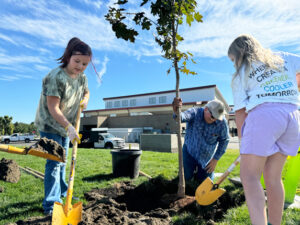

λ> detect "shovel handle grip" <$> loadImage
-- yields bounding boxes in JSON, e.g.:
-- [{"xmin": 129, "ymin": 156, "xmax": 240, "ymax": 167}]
[
  {"xmin": 215, "ymin": 155, "xmax": 240, "ymax": 185},
  {"xmin": 0, "ymin": 144, "xmax": 26, "ymax": 155}
]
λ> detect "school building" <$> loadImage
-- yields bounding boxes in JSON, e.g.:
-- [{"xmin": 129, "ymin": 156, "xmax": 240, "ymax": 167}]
[{"xmin": 80, "ymin": 85, "xmax": 237, "ymax": 139}]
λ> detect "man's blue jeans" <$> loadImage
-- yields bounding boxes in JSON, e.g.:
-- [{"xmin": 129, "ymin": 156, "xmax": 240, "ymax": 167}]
[
  {"xmin": 182, "ymin": 144, "xmax": 214, "ymax": 182},
  {"xmin": 40, "ymin": 131, "xmax": 69, "ymax": 213}
]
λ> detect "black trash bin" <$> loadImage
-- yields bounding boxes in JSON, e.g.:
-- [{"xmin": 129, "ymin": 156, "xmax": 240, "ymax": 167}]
[{"xmin": 111, "ymin": 149, "xmax": 142, "ymax": 179}]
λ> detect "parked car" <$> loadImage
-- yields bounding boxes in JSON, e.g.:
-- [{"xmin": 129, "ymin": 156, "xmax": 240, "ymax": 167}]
[
  {"xmin": 1, "ymin": 133, "xmax": 35, "ymax": 144},
  {"xmin": 94, "ymin": 133, "xmax": 125, "ymax": 149},
  {"xmin": 71, "ymin": 131, "xmax": 125, "ymax": 149}
]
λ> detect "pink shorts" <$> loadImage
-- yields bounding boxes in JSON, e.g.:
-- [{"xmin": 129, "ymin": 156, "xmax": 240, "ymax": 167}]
[{"xmin": 240, "ymin": 103, "xmax": 300, "ymax": 157}]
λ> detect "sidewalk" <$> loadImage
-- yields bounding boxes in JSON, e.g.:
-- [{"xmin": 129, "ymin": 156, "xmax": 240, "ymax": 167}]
[
  {"xmin": 125, "ymin": 136, "xmax": 240, "ymax": 150},
  {"xmin": 227, "ymin": 136, "xmax": 240, "ymax": 149}
]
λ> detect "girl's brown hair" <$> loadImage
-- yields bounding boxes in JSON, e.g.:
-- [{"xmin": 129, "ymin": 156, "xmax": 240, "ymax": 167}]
[{"xmin": 57, "ymin": 37, "xmax": 92, "ymax": 68}]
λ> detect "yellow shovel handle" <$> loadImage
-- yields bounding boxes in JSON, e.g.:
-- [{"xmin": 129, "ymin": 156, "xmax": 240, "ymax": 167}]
[
  {"xmin": 64, "ymin": 106, "xmax": 82, "ymax": 215},
  {"xmin": 0, "ymin": 144, "xmax": 26, "ymax": 155},
  {"xmin": 215, "ymin": 155, "xmax": 241, "ymax": 185}
]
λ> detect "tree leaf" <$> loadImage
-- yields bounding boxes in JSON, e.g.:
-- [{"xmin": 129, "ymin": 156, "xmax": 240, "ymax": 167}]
[
  {"xmin": 194, "ymin": 12, "xmax": 203, "ymax": 22},
  {"xmin": 167, "ymin": 68, "xmax": 171, "ymax": 74},
  {"xmin": 140, "ymin": 0, "xmax": 149, "ymax": 7},
  {"xmin": 117, "ymin": 0, "xmax": 128, "ymax": 5}
]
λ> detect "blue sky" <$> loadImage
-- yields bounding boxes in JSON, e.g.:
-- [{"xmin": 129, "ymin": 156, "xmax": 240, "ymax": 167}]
[{"xmin": 1, "ymin": 0, "xmax": 300, "ymax": 123}]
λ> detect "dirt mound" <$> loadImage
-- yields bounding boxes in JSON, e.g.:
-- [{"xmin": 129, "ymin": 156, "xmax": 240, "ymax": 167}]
[
  {"xmin": 12, "ymin": 176, "xmax": 245, "ymax": 224},
  {"xmin": 0, "ymin": 158, "xmax": 20, "ymax": 183},
  {"xmin": 79, "ymin": 181, "xmax": 171, "ymax": 224},
  {"xmin": 25, "ymin": 137, "xmax": 66, "ymax": 162}
]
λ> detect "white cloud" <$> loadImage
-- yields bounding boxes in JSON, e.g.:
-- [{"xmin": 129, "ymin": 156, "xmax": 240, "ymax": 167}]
[
  {"xmin": 0, "ymin": 1, "xmax": 114, "ymax": 48},
  {"xmin": 0, "ymin": 0, "xmax": 300, "ymax": 70},
  {"xmin": 34, "ymin": 64, "xmax": 51, "ymax": 72},
  {"xmin": 0, "ymin": 33, "xmax": 18, "ymax": 45},
  {"xmin": 0, "ymin": 53, "xmax": 44, "ymax": 65},
  {"xmin": 80, "ymin": 0, "xmax": 103, "ymax": 9},
  {"xmin": 179, "ymin": 0, "xmax": 300, "ymax": 57},
  {"xmin": 157, "ymin": 58, "xmax": 163, "ymax": 64},
  {"xmin": 0, "ymin": 75, "xmax": 19, "ymax": 81},
  {"xmin": 0, "ymin": 74, "xmax": 34, "ymax": 81},
  {"xmin": 16, "ymin": 74, "xmax": 34, "ymax": 79},
  {"xmin": 95, "ymin": 56, "xmax": 109, "ymax": 86}
]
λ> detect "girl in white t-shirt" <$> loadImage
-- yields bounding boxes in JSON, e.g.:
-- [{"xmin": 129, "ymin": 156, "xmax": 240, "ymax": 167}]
[{"xmin": 228, "ymin": 34, "xmax": 300, "ymax": 225}]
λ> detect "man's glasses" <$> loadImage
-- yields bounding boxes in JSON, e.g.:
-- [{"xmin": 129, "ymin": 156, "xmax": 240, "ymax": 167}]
[{"xmin": 207, "ymin": 108, "xmax": 215, "ymax": 120}]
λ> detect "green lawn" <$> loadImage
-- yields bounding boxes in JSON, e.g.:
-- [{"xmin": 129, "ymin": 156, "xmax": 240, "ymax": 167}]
[{"xmin": 0, "ymin": 148, "xmax": 299, "ymax": 225}]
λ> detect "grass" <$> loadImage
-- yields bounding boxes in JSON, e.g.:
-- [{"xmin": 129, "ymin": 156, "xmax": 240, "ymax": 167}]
[{"xmin": 0, "ymin": 148, "xmax": 299, "ymax": 225}]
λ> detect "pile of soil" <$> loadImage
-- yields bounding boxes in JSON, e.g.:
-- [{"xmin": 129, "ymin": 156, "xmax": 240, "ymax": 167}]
[
  {"xmin": 0, "ymin": 158, "xmax": 20, "ymax": 183},
  {"xmin": 25, "ymin": 138, "xmax": 66, "ymax": 162},
  {"xmin": 11, "ymin": 176, "xmax": 245, "ymax": 225}
]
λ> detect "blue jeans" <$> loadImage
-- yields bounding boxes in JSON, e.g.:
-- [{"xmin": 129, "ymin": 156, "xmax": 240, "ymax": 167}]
[
  {"xmin": 182, "ymin": 144, "xmax": 214, "ymax": 182},
  {"xmin": 40, "ymin": 131, "xmax": 69, "ymax": 213}
]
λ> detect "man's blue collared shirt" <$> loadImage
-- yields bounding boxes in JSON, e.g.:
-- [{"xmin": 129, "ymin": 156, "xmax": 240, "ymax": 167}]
[{"xmin": 178, "ymin": 107, "xmax": 229, "ymax": 169}]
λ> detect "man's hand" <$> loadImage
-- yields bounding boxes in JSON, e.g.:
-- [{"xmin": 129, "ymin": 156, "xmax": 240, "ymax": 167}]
[
  {"xmin": 172, "ymin": 97, "xmax": 182, "ymax": 113},
  {"xmin": 80, "ymin": 97, "xmax": 89, "ymax": 110},
  {"xmin": 65, "ymin": 124, "xmax": 81, "ymax": 144},
  {"xmin": 205, "ymin": 158, "xmax": 218, "ymax": 173}
]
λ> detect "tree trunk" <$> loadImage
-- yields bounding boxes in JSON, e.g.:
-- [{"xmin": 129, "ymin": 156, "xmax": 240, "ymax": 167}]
[
  {"xmin": 174, "ymin": 61, "xmax": 185, "ymax": 198},
  {"xmin": 172, "ymin": 19, "xmax": 185, "ymax": 198}
]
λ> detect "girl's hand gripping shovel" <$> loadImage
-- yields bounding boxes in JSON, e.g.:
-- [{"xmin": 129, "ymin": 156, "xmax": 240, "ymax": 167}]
[
  {"xmin": 52, "ymin": 106, "xmax": 82, "ymax": 225},
  {"xmin": 195, "ymin": 155, "xmax": 240, "ymax": 205}
]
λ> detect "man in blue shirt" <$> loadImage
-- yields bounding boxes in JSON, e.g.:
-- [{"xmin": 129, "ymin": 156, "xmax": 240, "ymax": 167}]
[{"xmin": 173, "ymin": 98, "xmax": 230, "ymax": 182}]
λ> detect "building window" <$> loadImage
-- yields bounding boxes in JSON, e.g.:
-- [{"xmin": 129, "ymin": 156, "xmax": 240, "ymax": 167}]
[
  {"xmin": 149, "ymin": 97, "xmax": 156, "ymax": 104},
  {"xmin": 159, "ymin": 96, "xmax": 166, "ymax": 103},
  {"xmin": 106, "ymin": 101, "xmax": 112, "ymax": 109},
  {"xmin": 122, "ymin": 100, "xmax": 128, "ymax": 107},
  {"xmin": 129, "ymin": 99, "xmax": 136, "ymax": 106},
  {"xmin": 114, "ymin": 101, "xmax": 120, "ymax": 108}
]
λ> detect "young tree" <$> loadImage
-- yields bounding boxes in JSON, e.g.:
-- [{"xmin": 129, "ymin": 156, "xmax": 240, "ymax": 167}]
[{"xmin": 106, "ymin": 0, "xmax": 202, "ymax": 197}]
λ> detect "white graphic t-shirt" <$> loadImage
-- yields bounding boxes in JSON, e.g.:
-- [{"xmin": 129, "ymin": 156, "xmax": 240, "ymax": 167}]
[{"xmin": 232, "ymin": 52, "xmax": 300, "ymax": 112}]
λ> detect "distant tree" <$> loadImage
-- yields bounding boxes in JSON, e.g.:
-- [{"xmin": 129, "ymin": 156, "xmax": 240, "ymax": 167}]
[
  {"xmin": 14, "ymin": 122, "xmax": 28, "ymax": 133},
  {"xmin": 28, "ymin": 122, "xmax": 38, "ymax": 135},
  {"xmin": 13, "ymin": 122, "xmax": 37, "ymax": 134},
  {"xmin": 2, "ymin": 116, "xmax": 14, "ymax": 135},
  {"xmin": 8, "ymin": 123, "xmax": 14, "ymax": 135},
  {"xmin": 0, "ymin": 117, "xmax": 4, "ymax": 135},
  {"xmin": 106, "ymin": 0, "xmax": 202, "ymax": 197}
]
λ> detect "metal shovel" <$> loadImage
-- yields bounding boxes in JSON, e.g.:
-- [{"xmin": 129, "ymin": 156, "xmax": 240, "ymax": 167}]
[
  {"xmin": 195, "ymin": 155, "xmax": 241, "ymax": 205},
  {"xmin": 52, "ymin": 106, "xmax": 83, "ymax": 225}
]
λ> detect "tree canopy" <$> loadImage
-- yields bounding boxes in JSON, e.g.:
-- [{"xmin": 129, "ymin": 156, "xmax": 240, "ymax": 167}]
[{"xmin": 0, "ymin": 116, "xmax": 37, "ymax": 135}]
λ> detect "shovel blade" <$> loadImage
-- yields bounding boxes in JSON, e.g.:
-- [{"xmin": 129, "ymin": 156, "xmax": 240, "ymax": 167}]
[
  {"xmin": 195, "ymin": 177, "xmax": 226, "ymax": 206},
  {"xmin": 52, "ymin": 202, "xmax": 82, "ymax": 225}
]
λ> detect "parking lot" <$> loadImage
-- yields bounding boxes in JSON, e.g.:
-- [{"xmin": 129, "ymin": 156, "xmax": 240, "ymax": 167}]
[{"xmin": 2, "ymin": 136, "xmax": 240, "ymax": 150}]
